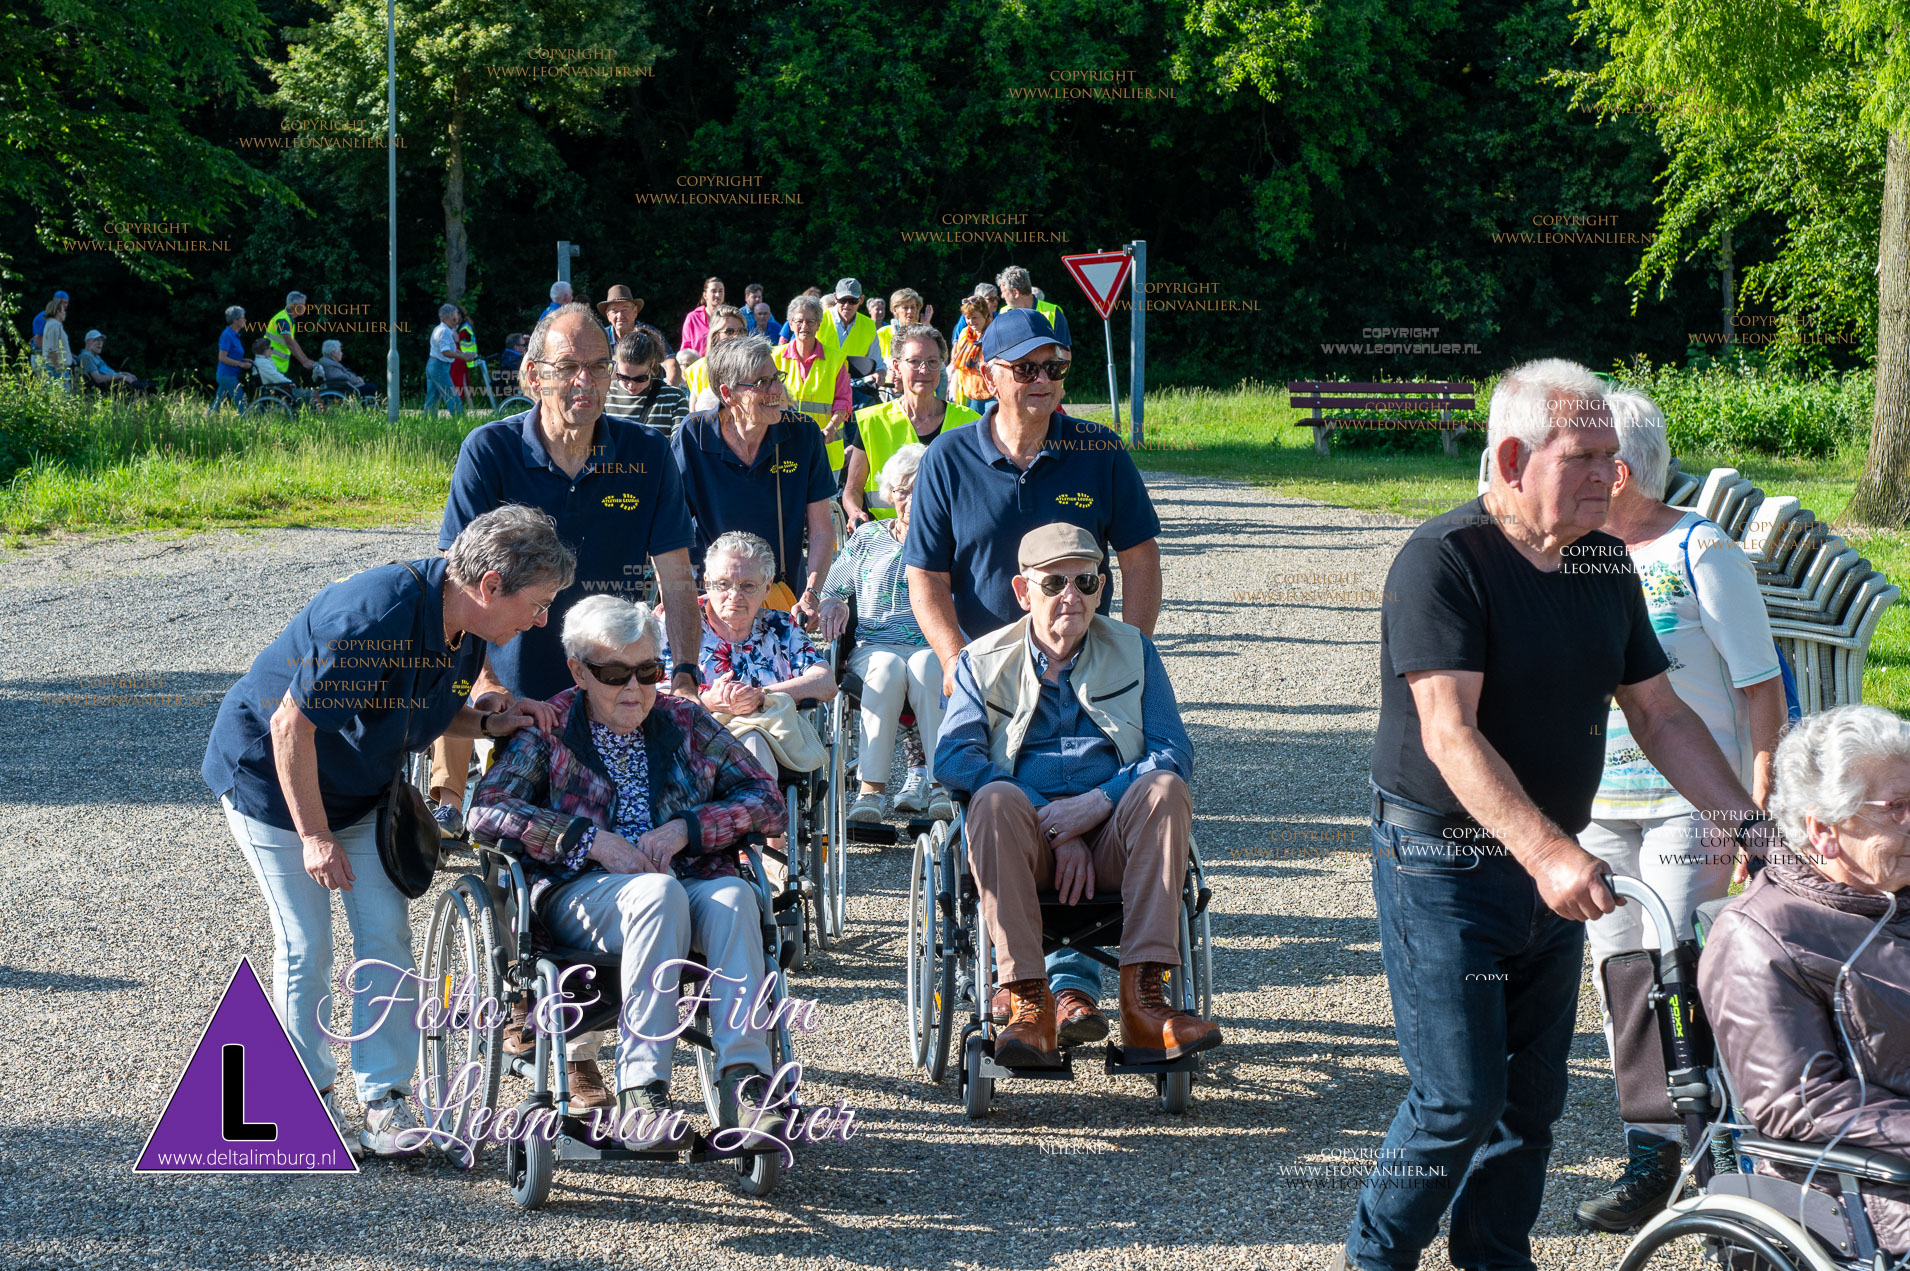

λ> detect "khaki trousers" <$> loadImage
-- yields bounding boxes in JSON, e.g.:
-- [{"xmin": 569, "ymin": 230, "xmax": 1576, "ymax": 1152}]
[
  {"xmin": 964, "ymin": 770, "xmax": 1190, "ymax": 985},
  {"xmin": 430, "ymin": 734, "xmax": 474, "ymax": 805}
]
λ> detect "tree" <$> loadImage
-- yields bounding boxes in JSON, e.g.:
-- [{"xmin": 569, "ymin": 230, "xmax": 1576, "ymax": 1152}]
[
  {"xmin": 1569, "ymin": 0, "xmax": 1910, "ymax": 525},
  {"xmin": 273, "ymin": 0, "xmax": 658, "ymax": 301}
]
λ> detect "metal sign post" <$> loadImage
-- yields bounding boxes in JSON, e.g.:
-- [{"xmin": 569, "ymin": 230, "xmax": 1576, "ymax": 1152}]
[
  {"xmin": 1126, "ymin": 239, "xmax": 1145, "ymax": 449},
  {"xmin": 1104, "ymin": 316, "xmax": 1122, "ymax": 431},
  {"xmin": 557, "ymin": 241, "xmax": 580, "ymax": 286},
  {"xmin": 1059, "ymin": 249, "xmax": 1137, "ymax": 435}
]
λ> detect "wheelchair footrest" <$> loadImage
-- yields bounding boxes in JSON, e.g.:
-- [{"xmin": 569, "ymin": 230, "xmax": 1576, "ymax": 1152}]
[
  {"xmin": 847, "ymin": 822, "xmax": 899, "ymax": 844},
  {"xmin": 552, "ymin": 1119, "xmax": 699, "ymax": 1163},
  {"xmin": 1105, "ymin": 1044, "xmax": 1202, "ymax": 1076},
  {"xmin": 978, "ymin": 1037, "xmax": 1077, "ymax": 1082}
]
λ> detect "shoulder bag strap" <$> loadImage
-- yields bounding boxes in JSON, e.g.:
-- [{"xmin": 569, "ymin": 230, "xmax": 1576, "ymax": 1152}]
[
  {"xmin": 393, "ymin": 560, "xmax": 430, "ymax": 751},
  {"xmin": 775, "ymin": 436, "xmax": 787, "ymax": 587}
]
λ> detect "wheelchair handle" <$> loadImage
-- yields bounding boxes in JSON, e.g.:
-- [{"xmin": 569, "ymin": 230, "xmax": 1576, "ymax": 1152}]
[{"xmin": 1606, "ymin": 873, "xmax": 1680, "ymax": 958}]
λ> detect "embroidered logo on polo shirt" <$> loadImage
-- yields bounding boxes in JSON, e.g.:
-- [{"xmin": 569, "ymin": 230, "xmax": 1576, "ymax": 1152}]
[
  {"xmin": 770, "ymin": 459, "xmax": 799, "ymax": 474},
  {"xmin": 452, "ymin": 679, "xmax": 473, "ymax": 697},
  {"xmin": 601, "ymin": 493, "xmax": 642, "ymax": 510},
  {"xmin": 1056, "ymin": 493, "xmax": 1094, "ymax": 508}
]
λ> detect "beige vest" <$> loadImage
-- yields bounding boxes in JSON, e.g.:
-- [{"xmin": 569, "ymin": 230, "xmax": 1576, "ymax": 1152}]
[{"xmin": 965, "ymin": 615, "xmax": 1148, "ymax": 772}]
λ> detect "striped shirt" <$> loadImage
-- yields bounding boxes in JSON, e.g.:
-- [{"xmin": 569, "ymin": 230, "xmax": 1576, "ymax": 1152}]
[
  {"xmin": 607, "ymin": 382, "xmax": 691, "ymax": 439},
  {"xmin": 824, "ymin": 521, "xmax": 925, "ymax": 646}
]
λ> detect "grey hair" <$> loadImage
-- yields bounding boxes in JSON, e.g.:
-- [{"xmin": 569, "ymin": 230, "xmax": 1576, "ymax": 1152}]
[
  {"xmin": 562, "ymin": 595, "xmax": 662, "ymax": 661},
  {"xmin": 446, "ymin": 504, "xmax": 577, "ymax": 595},
  {"xmin": 526, "ymin": 302, "xmax": 608, "ymax": 364},
  {"xmin": 785, "ymin": 294, "xmax": 823, "ymax": 325},
  {"xmin": 1608, "ymin": 387, "xmax": 1671, "ymax": 501},
  {"xmin": 1486, "ymin": 358, "xmax": 1610, "ymax": 458},
  {"xmin": 879, "ymin": 443, "xmax": 927, "ymax": 504},
  {"xmin": 321, "ymin": 339, "xmax": 342, "ymax": 358},
  {"xmin": 286, "ymin": 291, "xmax": 306, "ymax": 307},
  {"xmin": 438, "ymin": 303, "xmax": 459, "ymax": 321},
  {"xmin": 973, "ymin": 282, "xmax": 1000, "ymax": 300},
  {"xmin": 550, "ymin": 280, "xmax": 572, "ymax": 301},
  {"xmin": 707, "ymin": 334, "xmax": 776, "ymax": 392},
  {"xmin": 996, "ymin": 265, "xmax": 1032, "ymax": 295},
  {"xmin": 1770, "ymin": 705, "xmax": 1910, "ymax": 850},
  {"xmin": 706, "ymin": 530, "xmax": 777, "ymax": 582},
  {"xmin": 224, "ymin": 305, "xmax": 245, "ymax": 324},
  {"xmin": 892, "ymin": 322, "xmax": 948, "ymax": 362}
]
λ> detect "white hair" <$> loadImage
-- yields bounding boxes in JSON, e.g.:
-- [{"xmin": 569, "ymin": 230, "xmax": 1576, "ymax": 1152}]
[
  {"xmin": 706, "ymin": 530, "xmax": 777, "ymax": 582},
  {"xmin": 1486, "ymin": 358, "xmax": 1610, "ymax": 458},
  {"xmin": 550, "ymin": 280, "xmax": 573, "ymax": 301},
  {"xmin": 285, "ymin": 291, "xmax": 306, "ymax": 307},
  {"xmin": 1770, "ymin": 705, "xmax": 1910, "ymax": 850},
  {"xmin": 321, "ymin": 339, "xmax": 342, "ymax": 358},
  {"xmin": 438, "ymin": 303, "xmax": 459, "ymax": 321},
  {"xmin": 562, "ymin": 595, "xmax": 662, "ymax": 661},
  {"xmin": 879, "ymin": 443, "xmax": 926, "ymax": 504},
  {"xmin": 1608, "ymin": 387, "xmax": 1670, "ymax": 501}
]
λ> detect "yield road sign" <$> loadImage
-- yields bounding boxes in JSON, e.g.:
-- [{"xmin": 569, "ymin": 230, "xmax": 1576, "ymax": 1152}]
[{"xmin": 1061, "ymin": 250, "xmax": 1134, "ymax": 321}]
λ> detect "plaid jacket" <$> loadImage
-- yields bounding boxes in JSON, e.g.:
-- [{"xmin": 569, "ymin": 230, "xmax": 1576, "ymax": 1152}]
[{"xmin": 467, "ymin": 689, "xmax": 785, "ymax": 896}]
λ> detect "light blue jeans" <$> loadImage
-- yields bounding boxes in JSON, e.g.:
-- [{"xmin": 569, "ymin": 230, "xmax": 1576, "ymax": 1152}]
[
  {"xmin": 543, "ymin": 871, "xmax": 773, "ymax": 1093},
  {"xmin": 223, "ymin": 799, "xmax": 420, "ymax": 1103},
  {"xmin": 422, "ymin": 358, "xmax": 463, "ymax": 415},
  {"xmin": 1047, "ymin": 948, "xmax": 1105, "ymax": 999},
  {"xmin": 211, "ymin": 375, "xmax": 244, "ymax": 413}
]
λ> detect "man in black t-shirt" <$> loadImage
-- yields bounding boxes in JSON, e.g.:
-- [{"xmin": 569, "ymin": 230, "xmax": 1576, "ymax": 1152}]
[{"xmin": 1334, "ymin": 359, "xmax": 1778, "ymax": 1271}]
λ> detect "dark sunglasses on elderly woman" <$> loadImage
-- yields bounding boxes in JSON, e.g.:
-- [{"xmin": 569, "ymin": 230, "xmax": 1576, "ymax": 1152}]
[
  {"xmin": 582, "ymin": 658, "xmax": 667, "ymax": 686},
  {"xmin": 1029, "ymin": 572, "xmax": 1103, "ymax": 597}
]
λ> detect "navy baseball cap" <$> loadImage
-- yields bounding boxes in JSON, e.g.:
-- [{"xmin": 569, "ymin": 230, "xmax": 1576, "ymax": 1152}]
[
  {"xmin": 53, "ymin": 290, "xmax": 69, "ymax": 300},
  {"xmin": 980, "ymin": 307, "xmax": 1068, "ymax": 363}
]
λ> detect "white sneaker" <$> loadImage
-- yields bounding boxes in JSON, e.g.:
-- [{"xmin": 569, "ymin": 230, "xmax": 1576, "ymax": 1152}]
[
  {"xmin": 322, "ymin": 1090, "xmax": 366, "ymax": 1159},
  {"xmin": 847, "ymin": 792, "xmax": 885, "ymax": 824},
  {"xmin": 892, "ymin": 768, "xmax": 930, "ymax": 814},
  {"xmin": 360, "ymin": 1090, "xmax": 424, "ymax": 1158},
  {"xmin": 924, "ymin": 783, "xmax": 954, "ymax": 821}
]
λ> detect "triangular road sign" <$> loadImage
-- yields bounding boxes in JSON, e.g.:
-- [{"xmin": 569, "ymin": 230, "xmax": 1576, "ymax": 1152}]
[
  {"xmin": 135, "ymin": 957, "xmax": 358, "ymax": 1173},
  {"xmin": 1061, "ymin": 250, "xmax": 1135, "ymax": 321}
]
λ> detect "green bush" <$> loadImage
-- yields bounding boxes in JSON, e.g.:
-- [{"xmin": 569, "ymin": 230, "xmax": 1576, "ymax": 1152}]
[
  {"xmin": 1611, "ymin": 358, "xmax": 1871, "ymax": 457},
  {"xmin": 0, "ymin": 361, "xmax": 97, "ymax": 483}
]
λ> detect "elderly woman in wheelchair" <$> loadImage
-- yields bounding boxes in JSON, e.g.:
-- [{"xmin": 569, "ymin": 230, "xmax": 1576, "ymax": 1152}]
[{"xmin": 466, "ymin": 595, "xmax": 790, "ymax": 1153}]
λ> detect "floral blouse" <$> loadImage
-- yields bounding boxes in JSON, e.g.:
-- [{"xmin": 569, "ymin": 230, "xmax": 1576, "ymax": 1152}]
[
  {"xmin": 661, "ymin": 596, "xmax": 825, "ymax": 690},
  {"xmin": 590, "ymin": 720, "xmax": 655, "ymax": 839}
]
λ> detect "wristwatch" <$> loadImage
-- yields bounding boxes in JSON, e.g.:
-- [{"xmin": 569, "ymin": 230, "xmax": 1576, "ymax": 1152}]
[
  {"xmin": 1730, "ymin": 812, "xmax": 1771, "ymax": 848},
  {"xmin": 479, "ymin": 710, "xmax": 498, "ymax": 738},
  {"xmin": 671, "ymin": 663, "xmax": 699, "ymax": 683}
]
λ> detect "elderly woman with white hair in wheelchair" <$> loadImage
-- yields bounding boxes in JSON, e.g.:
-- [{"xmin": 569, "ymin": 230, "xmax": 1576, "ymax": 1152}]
[
  {"xmin": 466, "ymin": 594, "xmax": 790, "ymax": 1149},
  {"xmin": 1694, "ymin": 703, "xmax": 1910, "ymax": 1265}
]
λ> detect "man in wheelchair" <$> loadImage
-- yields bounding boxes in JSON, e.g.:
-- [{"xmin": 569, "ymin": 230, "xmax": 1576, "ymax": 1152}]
[
  {"xmin": 467, "ymin": 595, "xmax": 791, "ymax": 1149},
  {"xmin": 935, "ymin": 522, "xmax": 1220, "ymax": 1069},
  {"xmin": 1700, "ymin": 704, "xmax": 1910, "ymax": 1258}
]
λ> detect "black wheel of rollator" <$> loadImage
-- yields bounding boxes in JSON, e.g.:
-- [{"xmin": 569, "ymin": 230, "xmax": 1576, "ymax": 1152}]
[
  {"xmin": 961, "ymin": 1033, "xmax": 993, "ymax": 1119},
  {"xmin": 418, "ymin": 874, "xmax": 504, "ymax": 1167},
  {"xmin": 504, "ymin": 1100, "xmax": 556, "ymax": 1209},
  {"xmin": 1617, "ymin": 1212, "xmax": 1802, "ymax": 1271}
]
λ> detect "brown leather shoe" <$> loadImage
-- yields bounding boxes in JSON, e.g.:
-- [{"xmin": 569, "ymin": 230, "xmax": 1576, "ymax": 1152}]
[
  {"xmin": 1054, "ymin": 989, "xmax": 1110, "ymax": 1047},
  {"xmin": 566, "ymin": 1060, "xmax": 615, "ymax": 1112},
  {"xmin": 989, "ymin": 986, "xmax": 1010, "ymax": 1025},
  {"xmin": 1118, "ymin": 963, "xmax": 1222, "ymax": 1063},
  {"xmin": 501, "ymin": 998, "xmax": 534, "ymax": 1056},
  {"xmin": 993, "ymin": 978, "xmax": 1060, "ymax": 1068}
]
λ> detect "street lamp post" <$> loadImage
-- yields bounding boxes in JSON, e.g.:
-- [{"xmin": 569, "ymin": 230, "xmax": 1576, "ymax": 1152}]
[{"xmin": 384, "ymin": 0, "xmax": 399, "ymax": 423}]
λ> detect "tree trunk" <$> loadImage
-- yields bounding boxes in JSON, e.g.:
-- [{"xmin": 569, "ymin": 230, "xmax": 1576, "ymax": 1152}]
[
  {"xmin": 1849, "ymin": 129, "xmax": 1910, "ymax": 528},
  {"xmin": 443, "ymin": 90, "xmax": 469, "ymax": 302}
]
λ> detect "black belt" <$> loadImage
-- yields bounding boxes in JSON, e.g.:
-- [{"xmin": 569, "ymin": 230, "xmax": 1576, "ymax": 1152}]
[{"xmin": 1371, "ymin": 790, "xmax": 1502, "ymax": 847}]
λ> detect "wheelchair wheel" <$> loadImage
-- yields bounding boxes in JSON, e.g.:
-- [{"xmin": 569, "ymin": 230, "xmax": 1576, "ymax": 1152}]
[
  {"xmin": 495, "ymin": 395, "xmax": 535, "ymax": 417},
  {"xmin": 246, "ymin": 395, "xmax": 291, "ymax": 421},
  {"xmin": 961, "ymin": 1033, "xmax": 993, "ymax": 1119},
  {"xmin": 906, "ymin": 831, "xmax": 953, "ymax": 1077},
  {"xmin": 1617, "ymin": 1211, "xmax": 1805, "ymax": 1271},
  {"xmin": 316, "ymin": 390, "xmax": 353, "ymax": 413},
  {"xmin": 417, "ymin": 875, "xmax": 504, "ymax": 1169},
  {"xmin": 823, "ymin": 699, "xmax": 849, "ymax": 940},
  {"xmin": 503, "ymin": 1101, "xmax": 556, "ymax": 1209}
]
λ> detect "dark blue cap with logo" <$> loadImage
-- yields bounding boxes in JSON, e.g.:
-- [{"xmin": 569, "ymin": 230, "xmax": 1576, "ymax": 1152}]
[{"xmin": 981, "ymin": 307, "xmax": 1068, "ymax": 363}]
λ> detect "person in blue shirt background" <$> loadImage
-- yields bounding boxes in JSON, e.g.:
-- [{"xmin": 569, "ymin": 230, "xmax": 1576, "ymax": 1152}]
[{"xmin": 212, "ymin": 305, "xmax": 252, "ymax": 412}]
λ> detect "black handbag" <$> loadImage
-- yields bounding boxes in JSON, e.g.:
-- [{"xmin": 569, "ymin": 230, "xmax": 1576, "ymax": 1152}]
[{"xmin": 377, "ymin": 561, "xmax": 443, "ymax": 900}]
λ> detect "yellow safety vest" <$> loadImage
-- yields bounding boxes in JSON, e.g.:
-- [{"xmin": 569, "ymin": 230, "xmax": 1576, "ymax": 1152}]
[
  {"xmin": 775, "ymin": 341, "xmax": 847, "ymax": 470},
  {"xmin": 267, "ymin": 310, "xmax": 295, "ymax": 373},
  {"xmin": 1036, "ymin": 299, "xmax": 1064, "ymax": 332},
  {"xmin": 877, "ymin": 322, "xmax": 896, "ymax": 363},
  {"xmin": 457, "ymin": 323, "xmax": 479, "ymax": 358},
  {"xmin": 852, "ymin": 400, "xmax": 979, "ymax": 518},
  {"xmin": 684, "ymin": 358, "xmax": 711, "ymax": 402},
  {"xmin": 819, "ymin": 311, "xmax": 878, "ymax": 361}
]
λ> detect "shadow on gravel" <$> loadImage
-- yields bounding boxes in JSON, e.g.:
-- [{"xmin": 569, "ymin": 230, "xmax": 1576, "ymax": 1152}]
[
  {"xmin": 0, "ymin": 670, "xmax": 235, "ymax": 805},
  {"xmin": 0, "ymin": 965, "xmax": 141, "ymax": 993}
]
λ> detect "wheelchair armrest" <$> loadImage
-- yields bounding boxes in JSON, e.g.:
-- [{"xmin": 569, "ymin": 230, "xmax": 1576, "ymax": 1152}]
[{"xmin": 1738, "ymin": 1133, "xmax": 1910, "ymax": 1185}]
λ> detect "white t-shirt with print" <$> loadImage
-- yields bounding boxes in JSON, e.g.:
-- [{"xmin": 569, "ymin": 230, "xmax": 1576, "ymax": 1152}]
[{"xmin": 1592, "ymin": 512, "xmax": 1780, "ymax": 820}]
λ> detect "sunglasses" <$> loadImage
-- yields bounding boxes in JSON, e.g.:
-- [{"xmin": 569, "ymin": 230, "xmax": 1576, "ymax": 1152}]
[
  {"xmin": 998, "ymin": 359, "xmax": 1072, "ymax": 384},
  {"xmin": 1027, "ymin": 572, "xmax": 1103, "ymax": 597},
  {"xmin": 581, "ymin": 658, "xmax": 667, "ymax": 686},
  {"xmin": 613, "ymin": 370, "xmax": 654, "ymax": 389}
]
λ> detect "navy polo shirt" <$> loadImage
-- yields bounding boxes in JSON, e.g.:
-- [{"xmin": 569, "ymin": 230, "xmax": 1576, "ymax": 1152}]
[
  {"xmin": 672, "ymin": 408, "xmax": 835, "ymax": 584},
  {"xmin": 439, "ymin": 406, "xmax": 693, "ymax": 701},
  {"xmin": 905, "ymin": 407, "xmax": 1162, "ymax": 639},
  {"xmin": 202, "ymin": 557, "xmax": 489, "ymax": 832}
]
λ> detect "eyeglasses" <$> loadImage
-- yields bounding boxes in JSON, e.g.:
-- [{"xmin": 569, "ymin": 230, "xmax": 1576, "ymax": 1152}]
[
  {"xmin": 1026, "ymin": 572, "xmax": 1103, "ymax": 597},
  {"xmin": 582, "ymin": 657, "xmax": 667, "ymax": 686},
  {"xmin": 835, "ymin": 297, "xmax": 860, "ymax": 307},
  {"xmin": 527, "ymin": 596, "xmax": 554, "ymax": 618},
  {"xmin": 996, "ymin": 359, "xmax": 1072, "ymax": 384},
  {"xmin": 708, "ymin": 577, "xmax": 764, "ymax": 596},
  {"xmin": 729, "ymin": 374, "xmax": 782, "ymax": 394},
  {"xmin": 898, "ymin": 357, "xmax": 942, "ymax": 370},
  {"xmin": 613, "ymin": 370, "xmax": 653, "ymax": 389},
  {"xmin": 1857, "ymin": 797, "xmax": 1910, "ymax": 825},
  {"xmin": 533, "ymin": 358, "xmax": 614, "ymax": 382}
]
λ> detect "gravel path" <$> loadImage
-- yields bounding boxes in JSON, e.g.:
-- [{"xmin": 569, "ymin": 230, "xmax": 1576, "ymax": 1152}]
[{"xmin": 0, "ymin": 473, "xmax": 1632, "ymax": 1271}]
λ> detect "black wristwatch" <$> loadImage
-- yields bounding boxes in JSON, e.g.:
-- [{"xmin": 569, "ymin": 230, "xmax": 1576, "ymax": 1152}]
[
  {"xmin": 479, "ymin": 710, "xmax": 498, "ymax": 738},
  {"xmin": 1730, "ymin": 812, "xmax": 1771, "ymax": 848},
  {"xmin": 671, "ymin": 662, "xmax": 698, "ymax": 682}
]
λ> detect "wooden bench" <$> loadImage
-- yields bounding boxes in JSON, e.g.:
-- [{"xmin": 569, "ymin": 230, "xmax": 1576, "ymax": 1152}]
[{"xmin": 1288, "ymin": 381, "xmax": 1477, "ymax": 456}]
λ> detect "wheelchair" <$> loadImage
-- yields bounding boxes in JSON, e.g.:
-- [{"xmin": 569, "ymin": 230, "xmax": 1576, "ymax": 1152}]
[
  {"xmin": 316, "ymin": 369, "xmax": 383, "ymax": 413},
  {"xmin": 241, "ymin": 372, "xmax": 313, "ymax": 419},
  {"xmin": 417, "ymin": 837, "xmax": 802, "ymax": 1207},
  {"xmin": 755, "ymin": 691, "xmax": 846, "ymax": 972},
  {"xmin": 904, "ymin": 799, "xmax": 1214, "ymax": 1118},
  {"xmin": 825, "ymin": 609, "xmax": 952, "ymax": 853},
  {"xmin": 1604, "ymin": 873, "xmax": 1910, "ymax": 1271}
]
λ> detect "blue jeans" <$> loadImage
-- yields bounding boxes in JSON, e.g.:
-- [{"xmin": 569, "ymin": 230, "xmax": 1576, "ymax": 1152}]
[
  {"xmin": 1046, "ymin": 948, "xmax": 1104, "ymax": 999},
  {"xmin": 423, "ymin": 359, "xmax": 463, "ymax": 415},
  {"xmin": 211, "ymin": 375, "xmax": 243, "ymax": 412},
  {"xmin": 1344, "ymin": 803, "xmax": 1585, "ymax": 1271},
  {"xmin": 223, "ymin": 799, "xmax": 420, "ymax": 1104}
]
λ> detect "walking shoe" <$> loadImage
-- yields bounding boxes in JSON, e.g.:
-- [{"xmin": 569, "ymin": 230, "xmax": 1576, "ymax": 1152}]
[
  {"xmin": 1054, "ymin": 989, "xmax": 1111, "ymax": 1047},
  {"xmin": 892, "ymin": 768, "xmax": 930, "ymax": 814},
  {"xmin": 990, "ymin": 986, "xmax": 1011, "ymax": 1026},
  {"xmin": 502, "ymin": 997, "xmax": 534, "ymax": 1056},
  {"xmin": 847, "ymin": 792, "xmax": 886, "ymax": 825},
  {"xmin": 1574, "ymin": 1133, "xmax": 1681, "ymax": 1232},
  {"xmin": 360, "ymin": 1090, "xmax": 425, "ymax": 1158},
  {"xmin": 717, "ymin": 1066, "xmax": 788, "ymax": 1143},
  {"xmin": 617, "ymin": 1081, "xmax": 684, "ymax": 1151},
  {"xmin": 566, "ymin": 1060, "xmax": 615, "ymax": 1112},
  {"xmin": 923, "ymin": 783, "xmax": 954, "ymax": 821},
  {"xmin": 429, "ymin": 799, "xmax": 464, "ymax": 838},
  {"xmin": 320, "ymin": 1089, "xmax": 366, "ymax": 1159},
  {"xmin": 994, "ymin": 978, "xmax": 1061, "ymax": 1068},
  {"xmin": 1117, "ymin": 963, "xmax": 1222, "ymax": 1063}
]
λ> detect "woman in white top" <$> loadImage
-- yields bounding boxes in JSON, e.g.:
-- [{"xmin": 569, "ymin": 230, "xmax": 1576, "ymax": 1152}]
[
  {"xmin": 39, "ymin": 297, "xmax": 72, "ymax": 387},
  {"xmin": 1573, "ymin": 387, "xmax": 1789, "ymax": 1233}
]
